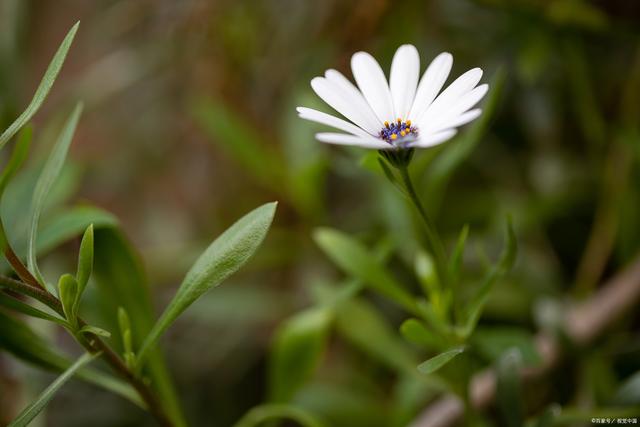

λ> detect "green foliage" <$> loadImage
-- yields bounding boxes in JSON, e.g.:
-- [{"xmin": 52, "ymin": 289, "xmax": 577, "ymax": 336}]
[
  {"xmin": 269, "ymin": 307, "xmax": 332, "ymax": 402},
  {"xmin": 313, "ymin": 228, "xmax": 418, "ymax": 314},
  {"xmin": 417, "ymin": 347, "xmax": 465, "ymax": 375},
  {"xmin": 8, "ymin": 351, "xmax": 98, "ymax": 427},
  {"xmin": 57, "ymin": 273, "xmax": 79, "ymax": 326},
  {"xmin": 75, "ymin": 224, "xmax": 93, "ymax": 298},
  {"xmin": 136, "ymin": 201, "xmax": 277, "ymax": 369},
  {"xmin": 27, "ymin": 102, "xmax": 83, "ymax": 286},
  {"xmin": 0, "ymin": 22, "xmax": 79, "ymax": 150}
]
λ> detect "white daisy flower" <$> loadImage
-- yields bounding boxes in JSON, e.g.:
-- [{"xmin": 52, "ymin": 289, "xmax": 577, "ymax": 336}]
[{"xmin": 297, "ymin": 44, "xmax": 488, "ymax": 150}]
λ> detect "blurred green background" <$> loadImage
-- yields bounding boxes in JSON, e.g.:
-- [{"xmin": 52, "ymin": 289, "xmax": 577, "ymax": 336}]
[{"xmin": 1, "ymin": 0, "xmax": 640, "ymax": 426}]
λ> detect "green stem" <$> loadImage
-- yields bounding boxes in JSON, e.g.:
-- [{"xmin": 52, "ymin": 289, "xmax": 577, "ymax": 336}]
[
  {"xmin": 397, "ymin": 165, "xmax": 450, "ymax": 288},
  {"xmin": 0, "ymin": 275, "xmax": 174, "ymax": 427}
]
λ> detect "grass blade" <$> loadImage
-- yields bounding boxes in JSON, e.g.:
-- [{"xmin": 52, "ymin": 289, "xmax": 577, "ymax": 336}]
[
  {"xmin": 8, "ymin": 351, "xmax": 97, "ymax": 427},
  {"xmin": 27, "ymin": 102, "xmax": 83, "ymax": 285},
  {"xmin": 0, "ymin": 22, "xmax": 79, "ymax": 150}
]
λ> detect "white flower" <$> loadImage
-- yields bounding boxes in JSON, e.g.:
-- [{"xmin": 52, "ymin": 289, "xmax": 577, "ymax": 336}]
[{"xmin": 297, "ymin": 44, "xmax": 488, "ymax": 150}]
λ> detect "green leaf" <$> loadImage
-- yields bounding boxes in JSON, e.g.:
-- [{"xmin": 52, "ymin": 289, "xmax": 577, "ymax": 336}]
[
  {"xmin": 0, "ymin": 125, "xmax": 32, "ymax": 198},
  {"xmin": 78, "ymin": 325, "xmax": 111, "ymax": 338},
  {"xmin": 417, "ymin": 347, "xmax": 465, "ymax": 375},
  {"xmin": 531, "ymin": 405, "xmax": 561, "ymax": 427},
  {"xmin": 448, "ymin": 224, "xmax": 469, "ymax": 282},
  {"xmin": 0, "ymin": 292, "xmax": 65, "ymax": 325},
  {"xmin": 76, "ymin": 224, "xmax": 94, "ymax": 299},
  {"xmin": 0, "ymin": 22, "xmax": 79, "ymax": 151},
  {"xmin": 269, "ymin": 307, "xmax": 332, "ymax": 402},
  {"xmin": 233, "ymin": 404, "xmax": 326, "ymax": 427},
  {"xmin": 38, "ymin": 205, "xmax": 117, "ymax": 254},
  {"xmin": 613, "ymin": 370, "xmax": 640, "ymax": 405},
  {"xmin": 460, "ymin": 217, "xmax": 517, "ymax": 337},
  {"xmin": 0, "ymin": 309, "xmax": 142, "ymax": 407},
  {"xmin": 399, "ymin": 318, "xmax": 447, "ymax": 351},
  {"xmin": 313, "ymin": 228, "xmax": 418, "ymax": 314},
  {"xmin": 92, "ymin": 227, "xmax": 185, "ymax": 424},
  {"xmin": 335, "ymin": 298, "xmax": 417, "ymax": 373},
  {"xmin": 496, "ymin": 349, "xmax": 524, "ymax": 427},
  {"xmin": 8, "ymin": 351, "xmax": 98, "ymax": 427},
  {"xmin": 57, "ymin": 273, "xmax": 78, "ymax": 325},
  {"xmin": 136, "ymin": 202, "xmax": 277, "ymax": 369},
  {"xmin": 27, "ymin": 102, "xmax": 83, "ymax": 286}
]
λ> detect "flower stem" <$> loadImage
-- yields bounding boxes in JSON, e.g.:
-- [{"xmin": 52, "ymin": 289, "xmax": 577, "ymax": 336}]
[
  {"xmin": 397, "ymin": 165, "xmax": 450, "ymax": 288},
  {"xmin": 0, "ymin": 275, "xmax": 175, "ymax": 427}
]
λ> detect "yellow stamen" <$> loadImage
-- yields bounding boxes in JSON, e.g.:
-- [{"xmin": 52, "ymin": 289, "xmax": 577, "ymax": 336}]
[
  {"xmin": 406, "ymin": 120, "xmax": 412, "ymax": 126},
  {"xmin": 400, "ymin": 130, "xmax": 406, "ymax": 137},
  {"xmin": 391, "ymin": 133, "xmax": 398, "ymax": 140},
  {"xmin": 384, "ymin": 121, "xmax": 389, "ymax": 128},
  {"xmin": 397, "ymin": 118, "xmax": 402, "ymax": 124}
]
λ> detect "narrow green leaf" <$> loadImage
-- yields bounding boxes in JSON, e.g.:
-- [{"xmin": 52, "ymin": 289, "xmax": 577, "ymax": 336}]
[
  {"xmin": 496, "ymin": 349, "xmax": 524, "ymax": 427},
  {"xmin": 460, "ymin": 217, "xmax": 517, "ymax": 337},
  {"xmin": 27, "ymin": 102, "xmax": 83, "ymax": 285},
  {"xmin": 233, "ymin": 404, "xmax": 326, "ymax": 427},
  {"xmin": 79, "ymin": 325, "xmax": 111, "ymax": 338},
  {"xmin": 0, "ymin": 125, "xmax": 32, "ymax": 197},
  {"xmin": 0, "ymin": 292, "xmax": 65, "ymax": 325},
  {"xmin": 269, "ymin": 307, "xmax": 332, "ymax": 402},
  {"xmin": 57, "ymin": 274, "xmax": 78, "ymax": 326},
  {"xmin": 0, "ymin": 22, "xmax": 79, "ymax": 150},
  {"xmin": 92, "ymin": 228, "xmax": 185, "ymax": 425},
  {"xmin": 137, "ymin": 202, "xmax": 277, "ymax": 369},
  {"xmin": 336, "ymin": 298, "xmax": 417, "ymax": 373},
  {"xmin": 417, "ymin": 347, "xmax": 465, "ymax": 375},
  {"xmin": 38, "ymin": 205, "xmax": 117, "ymax": 254},
  {"xmin": 76, "ymin": 224, "xmax": 94, "ymax": 298},
  {"xmin": 313, "ymin": 228, "xmax": 418, "ymax": 314},
  {"xmin": 448, "ymin": 224, "xmax": 469, "ymax": 282},
  {"xmin": 8, "ymin": 351, "xmax": 98, "ymax": 427},
  {"xmin": 0, "ymin": 309, "xmax": 142, "ymax": 407}
]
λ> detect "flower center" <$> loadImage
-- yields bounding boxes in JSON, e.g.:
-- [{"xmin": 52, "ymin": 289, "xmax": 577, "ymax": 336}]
[{"xmin": 379, "ymin": 118, "xmax": 418, "ymax": 146}]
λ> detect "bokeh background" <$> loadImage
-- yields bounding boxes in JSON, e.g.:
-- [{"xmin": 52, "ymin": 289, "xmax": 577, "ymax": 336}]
[{"xmin": 1, "ymin": 0, "xmax": 640, "ymax": 426}]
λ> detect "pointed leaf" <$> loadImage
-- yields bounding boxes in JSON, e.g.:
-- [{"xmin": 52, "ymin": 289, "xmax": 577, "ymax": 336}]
[
  {"xmin": 417, "ymin": 347, "xmax": 465, "ymax": 375},
  {"xmin": 313, "ymin": 228, "xmax": 418, "ymax": 314},
  {"xmin": 400, "ymin": 318, "xmax": 447, "ymax": 351},
  {"xmin": 0, "ymin": 22, "xmax": 79, "ymax": 150},
  {"xmin": 27, "ymin": 103, "xmax": 83, "ymax": 285},
  {"xmin": 0, "ymin": 292, "xmax": 65, "ymax": 325},
  {"xmin": 76, "ymin": 224, "xmax": 94, "ymax": 297},
  {"xmin": 8, "ymin": 352, "xmax": 98, "ymax": 427},
  {"xmin": 269, "ymin": 307, "xmax": 332, "ymax": 402},
  {"xmin": 0, "ymin": 309, "xmax": 142, "ymax": 407},
  {"xmin": 0, "ymin": 125, "xmax": 32, "ymax": 197},
  {"xmin": 57, "ymin": 273, "xmax": 78, "ymax": 325},
  {"xmin": 137, "ymin": 202, "xmax": 277, "ymax": 368}
]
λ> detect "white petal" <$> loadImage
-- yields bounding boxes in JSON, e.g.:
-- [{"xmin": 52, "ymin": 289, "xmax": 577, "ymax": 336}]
[
  {"xmin": 351, "ymin": 51, "xmax": 395, "ymax": 123},
  {"xmin": 408, "ymin": 52, "xmax": 453, "ymax": 122},
  {"xmin": 409, "ymin": 129, "xmax": 458, "ymax": 148},
  {"xmin": 311, "ymin": 77, "xmax": 380, "ymax": 134},
  {"xmin": 324, "ymin": 69, "xmax": 381, "ymax": 131},
  {"xmin": 296, "ymin": 107, "xmax": 371, "ymax": 137},
  {"xmin": 420, "ymin": 68, "xmax": 483, "ymax": 124},
  {"xmin": 315, "ymin": 132, "xmax": 390, "ymax": 149},
  {"xmin": 426, "ymin": 109, "xmax": 482, "ymax": 134},
  {"xmin": 423, "ymin": 84, "xmax": 488, "ymax": 132},
  {"xmin": 390, "ymin": 44, "xmax": 420, "ymax": 120}
]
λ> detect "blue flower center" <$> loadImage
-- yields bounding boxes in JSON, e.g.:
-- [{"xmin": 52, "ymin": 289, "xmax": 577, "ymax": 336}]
[{"xmin": 379, "ymin": 119, "xmax": 418, "ymax": 146}]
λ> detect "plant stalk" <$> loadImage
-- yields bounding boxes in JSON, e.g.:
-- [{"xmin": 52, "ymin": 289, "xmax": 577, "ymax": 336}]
[
  {"xmin": 0, "ymin": 275, "xmax": 174, "ymax": 427},
  {"xmin": 397, "ymin": 165, "xmax": 450, "ymax": 288}
]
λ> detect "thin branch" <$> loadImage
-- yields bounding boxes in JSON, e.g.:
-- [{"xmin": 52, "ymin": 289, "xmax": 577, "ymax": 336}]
[
  {"xmin": 0, "ymin": 275, "xmax": 174, "ymax": 427},
  {"xmin": 409, "ymin": 255, "xmax": 640, "ymax": 427}
]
